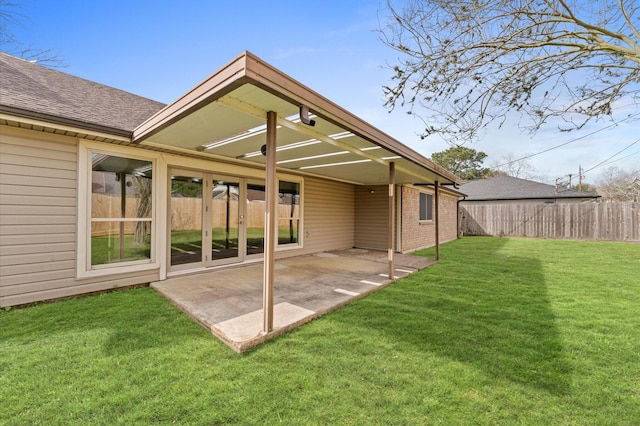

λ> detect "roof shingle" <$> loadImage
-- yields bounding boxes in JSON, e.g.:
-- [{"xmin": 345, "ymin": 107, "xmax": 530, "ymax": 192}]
[
  {"xmin": 460, "ymin": 174, "xmax": 599, "ymax": 201},
  {"xmin": 0, "ymin": 52, "xmax": 165, "ymax": 135}
]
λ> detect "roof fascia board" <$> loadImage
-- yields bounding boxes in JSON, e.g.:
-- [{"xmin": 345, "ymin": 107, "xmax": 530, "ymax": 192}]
[
  {"xmin": 0, "ymin": 107, "xmax": 132, "ymax": 139},
  {"xmin": 132, "ymin": 51, "xmax": 460, "ymax": 184},
  {"xmin": 0, "ymin": 111, "xmax": 131, "ymax": 142},
  {"xmin": 242, "ymin": 52, "xmax": 460, "ymax": 185},
  {"xmin": 405, "ymin": 183, "xmax": 465, "ymax": 197},
  {"xmin": 133, "ymin": 52, "xmax": 251, "ymax": 142}
]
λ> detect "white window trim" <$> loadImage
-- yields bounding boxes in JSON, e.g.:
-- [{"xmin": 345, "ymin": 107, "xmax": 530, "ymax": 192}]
[{"xmin": 76, "ymin": 140, "xmax": 164, "ymax": 279}]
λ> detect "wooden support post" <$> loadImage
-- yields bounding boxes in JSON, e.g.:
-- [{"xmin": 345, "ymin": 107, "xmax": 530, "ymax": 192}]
[
  {"xmin": 225, "ymin": 184, "xmax": 230, "ymax": 250},
  {"xmin": 434, "ymin": 180, "xmax": 440, "ymax": 261},
  {"xmin": 263, "ymin": 111, "xmax": 277, "ymax": 334},
  {"xmin": 388, "ymin": 162, "xmax": 395, "ymax": 279}
]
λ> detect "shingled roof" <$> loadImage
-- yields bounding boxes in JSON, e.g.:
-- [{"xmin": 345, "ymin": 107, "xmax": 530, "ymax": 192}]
[
  {"xmin": 460, "ymin": 174, "xmax": 600, "ymax": 201},
  {"xmin": 0, "ymin": 52, "xmax": 165, "ymax": 137}
]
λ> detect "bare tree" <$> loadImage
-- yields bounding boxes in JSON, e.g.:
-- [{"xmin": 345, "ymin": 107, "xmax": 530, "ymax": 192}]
[
  {"xmin": 132, "ymin": 176, "xmax": 152, "ymax": 245},
  {"xmin": 491, "ymin": 152, "xmax": 544, "ymax": 180},
  {"xmin": 596, "ymin": 166, "xmax": 640, "ymax": 201},
  {"xmin": 380, "ymin": 0, "xmax": 640, "ymax": 143},
  {"xmin": 0, "ymin": 0, "xmax": 62, "ymax": 66}
]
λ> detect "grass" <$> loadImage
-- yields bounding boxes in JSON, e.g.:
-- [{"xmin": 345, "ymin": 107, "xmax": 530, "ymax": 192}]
[
  {"xmin": 91, "ymin": 233, "xmax": 151, "ymax": 265},
  {"xmin": 92, "ymin": 226, "xmax": 299, "ymax": 265},
  {"xmin": 1, "ymin": 237, "xmax": 638, "ymax": 425},
  {"xmin": 169, "ymin": 228, "xmax": 299, "ymax": 257}
]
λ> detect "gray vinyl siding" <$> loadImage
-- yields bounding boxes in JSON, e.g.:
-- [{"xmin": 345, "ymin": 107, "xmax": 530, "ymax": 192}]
[
  {"xmin": 0, "ymin": 128, "xmax": 158, "ymax": 307},
  {"xmin": 354, "ymin": 185, "xmax": 389, "ymax": 250}
]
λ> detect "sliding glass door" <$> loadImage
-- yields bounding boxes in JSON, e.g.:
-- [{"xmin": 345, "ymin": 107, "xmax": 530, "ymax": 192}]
[
  {"xmin": 209, "ymin": 178, "xmax": 241, "ymax": 265},
  {"xmin": 169, "ymin": 170, "xmax": 252, "ymax": 271},
  {"xmin": 246, "ymin": 181, "xmax": 265, "ymax": 257},
  {"xmin": 170, "ymin": 172, "xmax": 204, "ymax": 269}
]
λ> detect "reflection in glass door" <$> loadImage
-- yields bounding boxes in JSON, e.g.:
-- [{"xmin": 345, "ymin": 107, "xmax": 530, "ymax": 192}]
[
  {"xmin": 170, "ymin": 173, "xmax": 203, "ymax": 267},
  {"xmin": 246, "ymin": 182, "xmax": 266, "ymax": 256},
  {"xmin": 169, "ymin": 171, "xmax": 269, "ymax": 271},
  {"xmin": 210, "ymin": 178, "xmax": 241, "ymax": 265}
]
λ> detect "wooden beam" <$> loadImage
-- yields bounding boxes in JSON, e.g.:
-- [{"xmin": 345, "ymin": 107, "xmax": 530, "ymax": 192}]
[
  {"xmin": 388, "ymin": 162, "xmax": 395, "ymax": 279},
  {"xmin": 434, "ymin": 181, "xmax": 440, "ymax": 261},
  {"xmin": 263, "ymin": 110, "xmax": 277, "ymax": 333}
]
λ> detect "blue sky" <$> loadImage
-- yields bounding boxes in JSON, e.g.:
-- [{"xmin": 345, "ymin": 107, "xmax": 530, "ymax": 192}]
[{"xmin": 7, "ymin": 0, "xmax": 639, "ymax": 184}]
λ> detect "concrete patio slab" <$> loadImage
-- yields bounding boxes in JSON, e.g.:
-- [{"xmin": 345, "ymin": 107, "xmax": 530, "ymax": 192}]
[
  {"xmin": 213, "ymin": 302, "xmax": 315, "ymax": 343},
  {"xmin": 151, "ymin": 249, "xmax": 436, "ymax": 352}
]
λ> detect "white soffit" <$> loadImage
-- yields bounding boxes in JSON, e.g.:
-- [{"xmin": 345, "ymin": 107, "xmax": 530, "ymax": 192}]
[{"xmin": 133, "ymin": 52, "xmax": 460, "ymax": 186}]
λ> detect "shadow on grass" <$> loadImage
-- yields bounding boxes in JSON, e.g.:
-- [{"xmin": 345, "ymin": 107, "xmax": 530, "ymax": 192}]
[
  {"xmin": 336, "ymin": 238, "xmax": 571, "ymax": 395},
  {"xmin": 0, "ymin": 288, "xmax": 211, "ymax": 357}
]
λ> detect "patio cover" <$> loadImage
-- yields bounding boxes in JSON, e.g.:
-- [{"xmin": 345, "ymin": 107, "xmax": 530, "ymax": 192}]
[
  {"xmin": 132, "ymin": 51, "xmax": 460, "ymax": 187},
  {"xmin": 132, "ymin": 51, "xmax": 460, "ymax": 335}
]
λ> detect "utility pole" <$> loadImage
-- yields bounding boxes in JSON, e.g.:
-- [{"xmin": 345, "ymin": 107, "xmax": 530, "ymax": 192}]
[{"xmin": 579, "ymin": 165, "xmax": 584, "ymax": 192}]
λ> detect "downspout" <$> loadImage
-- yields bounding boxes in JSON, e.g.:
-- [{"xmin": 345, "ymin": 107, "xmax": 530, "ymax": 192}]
[
  {"xmin": 434, "ymin": 181, "xmax": 440, "ymax": 261},
  {"xmin": 457, "ymin": 195, "xmax": 467, "ymax": 238},
  {"xmin": 388, "ymin": 162, "xmax": 395, "ymax": 279}
]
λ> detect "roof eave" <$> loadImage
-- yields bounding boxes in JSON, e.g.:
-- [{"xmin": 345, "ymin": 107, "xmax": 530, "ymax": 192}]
[
  {"xmin": 463, "ymin": 195, "xmax": 601, "ymax": 201},
  {"xmin": 133, "ymin": 51, "xmax": 461, "ymax": 185},
  {"xmin": 0, "ymin": 105, "xmax": 133, "ymax": 139},
  {"xmin": 133, "ymin": 52, "xmax": 251, "ymax": 143}
]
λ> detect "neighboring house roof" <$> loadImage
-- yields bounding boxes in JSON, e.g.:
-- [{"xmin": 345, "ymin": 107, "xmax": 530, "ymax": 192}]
[
  {"xmin": 460, "ymin": 174, "xmax": 600, "ymax": 201},
  {"xmin": 0, "ymin": 52, "xmax": 165, "ymax": 137}
]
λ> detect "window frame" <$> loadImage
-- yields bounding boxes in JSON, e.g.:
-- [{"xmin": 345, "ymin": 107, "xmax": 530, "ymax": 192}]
[
  {"xmin": 276, "ymin": 178, "xmax": 303, "ymax": 249},
  {"xmin": 77, "ymin": 141, "xmax": 161, "ymax": 278},
  {"xmin": 419, "ymin": 191, "xmax": 434, "ymax": 222}
]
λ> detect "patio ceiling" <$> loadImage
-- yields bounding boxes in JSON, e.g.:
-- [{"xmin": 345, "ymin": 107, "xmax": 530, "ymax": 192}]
[{"xmin": 133, "ymin": 52, "xmax": 460, "ymax": 186}]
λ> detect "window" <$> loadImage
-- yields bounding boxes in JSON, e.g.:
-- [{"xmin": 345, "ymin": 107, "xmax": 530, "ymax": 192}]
[
  {"xmin": 419, "ymin": 192, "xmax": 433, "ymax": 221},
  {"xmin": 90, "ymin": 153, "xmax": 153, "ymax": 266},
  {"xmin": 278, "ymin": 180, "xmax": 301, "ymax": 246},
  {"xmin": 78, "ymin": 142, "xmax": 158, "ymax": 277}
]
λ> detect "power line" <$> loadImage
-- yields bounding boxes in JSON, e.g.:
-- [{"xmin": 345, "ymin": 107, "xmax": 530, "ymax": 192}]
[
  {"xmin": 492, "ymin": 112, "xmax": 640, "ymax": 169},
  {"xmin": 583, "ymin": 138, "xmax": 640, "ymax": 175},
  {"xmin": 595, "ymin": 149, "xmax": 640, "ymax": 167}
]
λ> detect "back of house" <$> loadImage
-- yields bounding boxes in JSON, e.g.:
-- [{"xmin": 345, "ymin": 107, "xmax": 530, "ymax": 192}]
[{"xmin": 0, "ymin": 51, "xmax": 462, "ymax": 307}]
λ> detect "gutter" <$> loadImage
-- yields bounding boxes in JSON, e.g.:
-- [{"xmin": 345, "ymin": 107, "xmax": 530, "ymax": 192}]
[{"xmin": 0, "ymin": 105, "xmax": 135, "ymax": 139}]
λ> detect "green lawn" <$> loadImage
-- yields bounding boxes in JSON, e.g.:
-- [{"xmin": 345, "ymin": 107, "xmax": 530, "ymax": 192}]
[
  {"xmin": 91, "ymin": 233, "xmax": 151, "ymax": 265},
  {"xmin": 1, "ymin": 237, "xmax": 638, "ymax": 425}
]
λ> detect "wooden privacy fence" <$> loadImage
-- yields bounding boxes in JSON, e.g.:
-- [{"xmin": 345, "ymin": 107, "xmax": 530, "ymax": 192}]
[
  {"xmin": 461, "ymin": 202, "xmax": 639, "ymax": 242},
  {"xmin": 169, "ymin": 198, "xmax": 294, "ymax": 230},
  {"xmin": 92, "ymin": 195, "xmax": 299, "ymax": 235}
]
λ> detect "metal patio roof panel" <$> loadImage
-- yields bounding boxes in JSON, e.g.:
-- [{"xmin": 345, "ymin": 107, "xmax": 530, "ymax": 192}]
[
  {"xmin": 133, "ymin": 51, "xmax": 461, "ymax": 186},
  {"xmin": 144, "ymin": 100, "xmax": 267, "ymax": 150}
]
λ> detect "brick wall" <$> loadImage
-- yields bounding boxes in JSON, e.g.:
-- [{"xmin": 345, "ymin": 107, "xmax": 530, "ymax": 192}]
[{"xmin": 400, "ymin": 185, "xmax": 459, "ymax": 253}]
